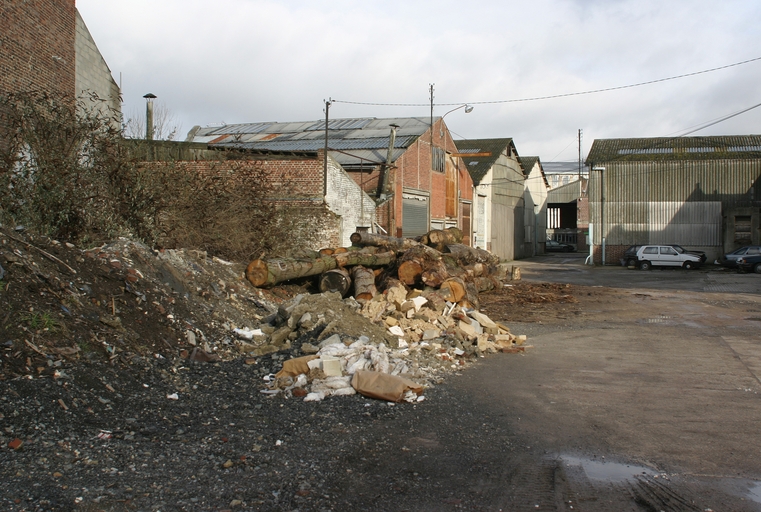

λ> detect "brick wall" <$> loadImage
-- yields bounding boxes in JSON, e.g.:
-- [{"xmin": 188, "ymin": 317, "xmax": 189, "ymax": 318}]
[
  {"xmin": 1, "ymin": 0, "xmax": 76, "ymax": 152},
  {"xmin": 0, "ymin": 0, "xmax": 76, "ymax": 98},
  {"xmin": 139, "ymin": 147, "xmax": 377, "ymax": 250},
  {"xmin": 325, "ymin": 157, "xmax": 376, "ymax": 247}
]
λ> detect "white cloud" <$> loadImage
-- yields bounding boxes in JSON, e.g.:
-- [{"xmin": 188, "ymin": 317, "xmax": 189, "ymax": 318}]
[{"xmin": 77, "ymin": 0, "xmax": 761, "ymax": 156}]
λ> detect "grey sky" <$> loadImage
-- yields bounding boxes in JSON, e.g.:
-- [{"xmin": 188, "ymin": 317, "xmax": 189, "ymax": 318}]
[{"xmin": 76, "ymin": 0, "xmax": 761, "ymax": 162}]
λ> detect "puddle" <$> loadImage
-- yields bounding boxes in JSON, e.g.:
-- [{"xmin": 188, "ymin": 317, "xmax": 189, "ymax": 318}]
[
  {"xmin": 562, "ymin": 456, "xmax": 656, "ymax": 483},
  {"xmin": 748, "ymin": 481, "xmax": 761, "ymax": 503}
]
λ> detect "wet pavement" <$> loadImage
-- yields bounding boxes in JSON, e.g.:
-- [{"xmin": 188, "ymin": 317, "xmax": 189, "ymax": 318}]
[{"xmin": 451, "ymin": 256, "xmax": 761, "ymax": 510}]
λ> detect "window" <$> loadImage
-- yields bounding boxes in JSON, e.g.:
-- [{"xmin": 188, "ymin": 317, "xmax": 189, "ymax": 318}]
[
  {"xmin": 432, "ymin": 147, "xmax": 445, "ymax": 172},
  {"xmin": 661, "ymin": 247, "xmax": 677, "ymax": 255},
  {"xmin": 735, "ymin": 216, "xmax": 752, "ymax": 244},
  {"xmin": 643, "ymin": 247, "xmax": 658, "ymax": 255}
]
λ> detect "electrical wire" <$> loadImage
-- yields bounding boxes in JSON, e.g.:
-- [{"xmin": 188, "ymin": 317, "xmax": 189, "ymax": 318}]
[{"xmin": 333, "ymin": 56, "xmax": 761, "ymax": 108}]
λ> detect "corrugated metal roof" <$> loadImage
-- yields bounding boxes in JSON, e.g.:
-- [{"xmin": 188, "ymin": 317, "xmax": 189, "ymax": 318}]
[
  {"xmin": 454, "ymin": 138, "xmax": 515, "ymax": 185},
  {"xmin": 587, "ymin": 135, "xmax": 761, "ymax": 162},
  {"xmin": 191, "ymin": 117, "xmax": 433, "ymax": 164}
]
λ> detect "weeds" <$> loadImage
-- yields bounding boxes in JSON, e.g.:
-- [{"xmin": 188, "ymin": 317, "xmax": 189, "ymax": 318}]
[{"xmin": 21, "ymin": 311, "xmax": 59, "ymax": 332}]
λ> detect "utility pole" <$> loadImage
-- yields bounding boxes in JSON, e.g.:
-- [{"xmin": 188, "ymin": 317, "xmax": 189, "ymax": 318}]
[
  {"xmin": 578, "ymin": 129, "xmax": 583, "ymax": 178},
  {"xmin": 429, "ymin": 83, "xmax": 435, "ymax": 148},
  {"xmin": 323, "ymin": 99, "xmax": 331, "ymax": 200}
]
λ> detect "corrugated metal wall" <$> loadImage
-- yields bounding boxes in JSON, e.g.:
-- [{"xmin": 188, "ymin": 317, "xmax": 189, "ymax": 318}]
[{"xmin": 588, "ymin": 159, "xmax": 761, "ymax": 246}]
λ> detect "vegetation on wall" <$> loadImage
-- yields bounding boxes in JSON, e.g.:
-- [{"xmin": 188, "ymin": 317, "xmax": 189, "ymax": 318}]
[{"xmin": 0, "ymin": 92, "xmax": 330, "ymax": 262}]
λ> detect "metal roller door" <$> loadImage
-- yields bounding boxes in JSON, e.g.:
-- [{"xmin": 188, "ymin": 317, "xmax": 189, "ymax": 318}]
[{"xmin": 402, "ymin": 197, "xmax": 429, "ymax": 238}]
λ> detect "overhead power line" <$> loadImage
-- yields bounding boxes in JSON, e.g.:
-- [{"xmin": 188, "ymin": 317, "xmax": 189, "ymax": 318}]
[{"xmin": 333, "ymin": 56, "xmax": 761, "ymax": 108}]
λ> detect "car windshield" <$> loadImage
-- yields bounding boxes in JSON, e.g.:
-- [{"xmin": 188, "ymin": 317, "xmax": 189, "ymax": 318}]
[{"xmin": 672, "ymin": 245, "xmax": 685, "ymax": 254}]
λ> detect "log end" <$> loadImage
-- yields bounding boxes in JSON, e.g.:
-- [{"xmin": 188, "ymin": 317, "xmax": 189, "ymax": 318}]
[
  {"xmin": 398, "ymin": 260, "xmax": 423, "ymax": 286},
  {"xmin": 245, "ymin": 259, "xmax": 270, "ymax": 288}
]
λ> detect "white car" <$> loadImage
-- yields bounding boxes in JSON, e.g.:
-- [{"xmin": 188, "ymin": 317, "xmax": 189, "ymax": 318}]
[{"xmin": 636, "ymin": 245, "xmax": 702, "ymax": 270}]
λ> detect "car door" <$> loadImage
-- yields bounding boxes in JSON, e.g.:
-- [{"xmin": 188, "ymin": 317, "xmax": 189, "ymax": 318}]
[
  {"xmin": 640, "ymin": 246, "xmax": 659, "ymax": 264},
  {"xmin": 659, "ymin": 246, "xmax": 681, "ymax": 266}
]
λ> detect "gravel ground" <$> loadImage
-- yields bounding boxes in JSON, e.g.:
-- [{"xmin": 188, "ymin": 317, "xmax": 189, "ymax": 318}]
[
  {"xmin": 0, "ymin": 231, "xmax": 581, "ymax": 511},
  {"xmin": 0, "ymin": 353, "xmax": 521, "ymax": 512}
]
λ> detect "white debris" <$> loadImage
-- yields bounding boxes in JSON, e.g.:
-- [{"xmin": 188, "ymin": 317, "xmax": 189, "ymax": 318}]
[
  {"xmin": 387, "ymin": 325, "xmax": 405, "ymax": 337},
  {"xmin": 233, "ymin": 327, "xmax": 263, "ymax": 340}
]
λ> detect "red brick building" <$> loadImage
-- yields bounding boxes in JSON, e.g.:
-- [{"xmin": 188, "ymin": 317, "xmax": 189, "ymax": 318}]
[{"xmin": 189, "ymin": 117, "xmax": 473, "ymax": 244}]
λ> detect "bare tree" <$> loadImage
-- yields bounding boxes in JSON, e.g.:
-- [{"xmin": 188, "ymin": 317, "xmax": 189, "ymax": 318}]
[{"xmin": 123, "ymin": 101, "xmax": 182, "ymax": 141}]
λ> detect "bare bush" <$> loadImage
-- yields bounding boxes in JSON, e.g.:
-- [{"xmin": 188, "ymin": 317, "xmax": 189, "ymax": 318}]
[
  {"xmin": 0, "ymin": 93, "xmax": 332, "ymax": 260},
  {"xmin": 0, "ymin": 92, "xmax": 125, "ymax": 241}
]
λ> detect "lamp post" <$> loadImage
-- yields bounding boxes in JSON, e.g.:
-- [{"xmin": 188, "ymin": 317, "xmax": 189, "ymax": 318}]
[
  {"xmin": 440, "ymin": 104, "xmax": 473, "ymax": 153},
  {"xmin": 143, "ymin": 93, "xmax": 157, "ymax": 140}
]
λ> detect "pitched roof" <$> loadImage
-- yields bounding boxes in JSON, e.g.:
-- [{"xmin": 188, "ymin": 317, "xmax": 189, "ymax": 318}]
[
  {"xmin": 188, "ymin": 117, "xmax": 436, "ymax": 167},
  {"xmin": 519, "ymin": 156, "xmax": 550, "ymax": 189},
  {"xmin": 586, "ymin": 135, "xmax": 761, "ymax": 163},
  {"xmin": 454, "ymin": 138, "xmax": 517, "ymax": 185}
]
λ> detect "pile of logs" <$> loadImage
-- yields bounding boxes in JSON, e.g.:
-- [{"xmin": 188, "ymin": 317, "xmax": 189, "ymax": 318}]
[{"xmin": 245, "ymin": 228, "xmax": 507, "ymax": 309}]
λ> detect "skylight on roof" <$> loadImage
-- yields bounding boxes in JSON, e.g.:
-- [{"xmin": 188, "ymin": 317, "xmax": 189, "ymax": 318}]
[
  {"xmin": 727, "ymin": 145, "xmax": 761, "ymax": 152},
  {"xmin": 469, "ymin": 161, "xmax": 478, "ymax": 166},
  {"xmin": 618, "ymin": 148, "xmax": 673, "ymax": 155},
  {"xmin": 459, "ymin": 148, "xmax": 482, "ymax": 154}
]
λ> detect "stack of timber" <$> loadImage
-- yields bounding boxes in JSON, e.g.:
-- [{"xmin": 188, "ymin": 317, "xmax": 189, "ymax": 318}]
[{"xmin": 245, "ymin": 227, "xmax": 509, "ymax": 308}]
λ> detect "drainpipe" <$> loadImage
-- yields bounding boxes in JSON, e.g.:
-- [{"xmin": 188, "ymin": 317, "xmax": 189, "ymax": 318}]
[{"xmin": 593, "ymin": 166, "xmax": 606, "ymax": 265}]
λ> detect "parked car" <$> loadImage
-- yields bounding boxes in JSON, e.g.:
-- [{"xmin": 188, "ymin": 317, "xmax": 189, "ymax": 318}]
[
  {"xmin": 636, "ymin": 245, "xmax": 702, "ymax": 270},
  {"xmin": 717, "ymin": 246, "xmax": 761, "ymax": 268},
  {"xmin": 670, "ymin": 245, "xmax": 707, "ymax": 263},
  {"xmin": 621, "ymin": 245, "xmax": 643, "ymax": 267},
  {"xmin": 545, "ymin": 240, "xmax": 575, "ymax": 252},
  {"xmin": 622, "ymin": 244, "xmax": 705, "ymax": 267},
  {"xmin": 736, "ymin": 253, "xmax": 761, "ymax": 273}
]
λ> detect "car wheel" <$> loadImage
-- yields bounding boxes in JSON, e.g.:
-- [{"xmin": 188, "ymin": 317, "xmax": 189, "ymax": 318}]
[
  {"xmin": 640, "ymin": 261, "xmax": 651, "ymax": 271},
  {"xmin": 754, "ymin": 263, "xmax": 761, "ymax": 274},
  {"xmin": 683, "ymin": 261, "xmax": 694, "ymax": 270},
  {"xmin": 626, "ymin": 258, "xmax": 637, "ymax": 267}
]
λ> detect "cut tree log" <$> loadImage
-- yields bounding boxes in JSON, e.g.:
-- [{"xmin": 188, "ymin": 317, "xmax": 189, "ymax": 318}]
[
  {"xmin": 444, "ymin": 244, "xmax": 500, "ymax": 266},
  {"xmin": 351, "ymin": 266, "xmax": 377, "ymax": 301},
  {"xmin": 246, "ymin": 251, "xmax": 396, "ymax": 288},
  {"xmin": 397, "ymin": 245, "xmax": 442, "ymax": 286},
  {"xmin": 420, "ymin": 259, "xmax": 450, "ymax": 288},
  {"xmin": 423, "ymin": 227, "xmax": 463, "ymax": 251},
  {"xmin": 350, "ymin": 232, "xmax": 421, "ymax": 253},
  {"xmin": 319, "ymin": 268, "xmax": 352, "ymax": 297},
  {"xmin": 438, "ymin": 277, "xmax": 467, "ymax": 303}
]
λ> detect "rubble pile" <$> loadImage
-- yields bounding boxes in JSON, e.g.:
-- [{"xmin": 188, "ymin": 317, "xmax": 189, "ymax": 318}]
[
  {"xmin": 254, "ymin": 285, "xmax": 530, "ymax": 402},
  {"xmin": 1, "ymin": 226, "xmax": 529, "ymax": 404}
]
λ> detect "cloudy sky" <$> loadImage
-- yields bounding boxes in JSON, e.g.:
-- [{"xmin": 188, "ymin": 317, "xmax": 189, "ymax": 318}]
[{"xmin": 76, "ymin": 0, "xmax": 761, "ymax": 162}]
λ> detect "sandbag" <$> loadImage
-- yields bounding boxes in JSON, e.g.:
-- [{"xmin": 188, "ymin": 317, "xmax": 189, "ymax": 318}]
[
  {"xmin": 276, "ymin": 355, "xmax": 319, "ymax": 378},
  {"xmin": 350, "ymin": 370, "xmax": 423, "ymax": 402}
]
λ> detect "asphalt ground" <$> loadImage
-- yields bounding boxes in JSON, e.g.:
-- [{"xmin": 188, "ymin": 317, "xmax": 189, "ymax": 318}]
[{"xmin": 452, "ymin": 253, "xmax": 761, "ymax": 511}]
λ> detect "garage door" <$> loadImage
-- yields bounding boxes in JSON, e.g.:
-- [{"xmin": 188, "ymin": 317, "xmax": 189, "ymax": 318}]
[{"xmin": 402, "ymin": 197, "xmax": 429, "ymax": 238}]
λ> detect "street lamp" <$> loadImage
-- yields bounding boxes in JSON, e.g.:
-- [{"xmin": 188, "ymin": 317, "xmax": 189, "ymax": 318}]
[{"xmin": 440, "ymin": 104, "xmax": 473, "ymax": 137}]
